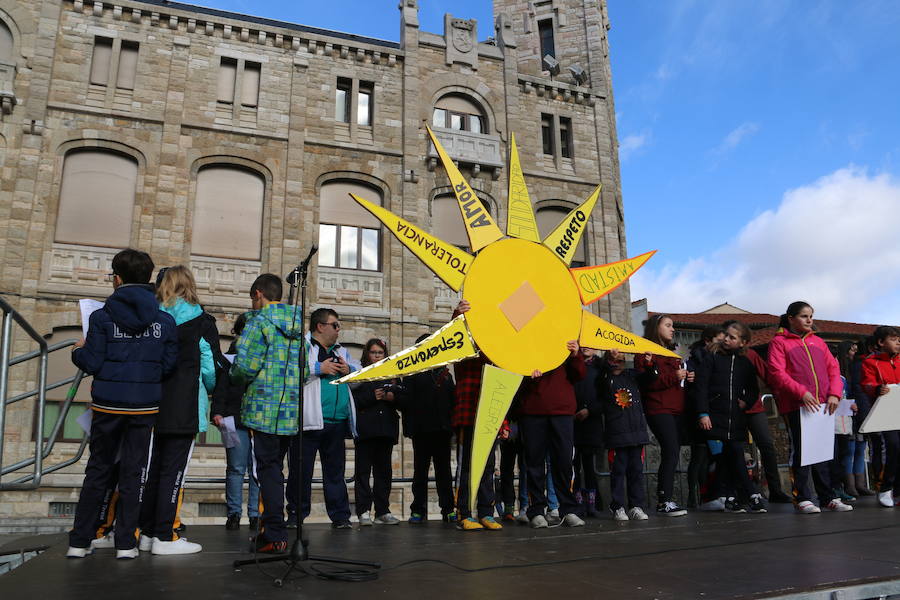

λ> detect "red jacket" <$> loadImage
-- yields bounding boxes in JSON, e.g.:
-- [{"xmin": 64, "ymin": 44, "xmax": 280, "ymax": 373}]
[
  {"xmin": 636, "ymin": 353, "xmax": 685, "ymax": 416},
  {"xmin": 517, "ymin": 354, "xmax": 586, "ymax": 416},
  {"xmin": 745, "ymin": 347, "xmax": 767, "ymax": 415},
  {"xmin": 452, "ymin": 354, "xmax": 488, "ymax": 428},
  {"xmin": 766, "ymin": 328, "xmax": 841, "ymax": 414},
  {"xmin": 861, "ymin": 353, "xmax": 900, "ymax": 397}
]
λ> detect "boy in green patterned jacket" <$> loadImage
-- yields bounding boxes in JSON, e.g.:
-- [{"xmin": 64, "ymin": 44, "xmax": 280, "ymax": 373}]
[{"xmin": 231, "ymin": 273, "xmax": 306, "ymax": 553}]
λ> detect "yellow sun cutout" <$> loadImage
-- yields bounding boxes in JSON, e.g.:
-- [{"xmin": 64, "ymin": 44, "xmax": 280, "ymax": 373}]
[{"xmin": 332, "ymin": 127, "xmax": 677, "ymax": 510}]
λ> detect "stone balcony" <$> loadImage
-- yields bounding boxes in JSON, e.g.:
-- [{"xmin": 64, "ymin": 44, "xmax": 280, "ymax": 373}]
[
  {"xmin": 317, "ymin": 266, "xmax": 383, "ymax": 309},
  {"xmin": 427, "ymin": 128, "xmax": 503, "ymax": 179},
  {"xmin": 0, "ymin": 61, "xmax": 15, "ymax": 116}
]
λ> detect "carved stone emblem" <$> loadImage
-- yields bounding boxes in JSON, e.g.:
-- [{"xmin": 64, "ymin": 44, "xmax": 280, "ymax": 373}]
[{"xmin": 451, "ymin": 19, "xmax": 474, "ymax": 53}]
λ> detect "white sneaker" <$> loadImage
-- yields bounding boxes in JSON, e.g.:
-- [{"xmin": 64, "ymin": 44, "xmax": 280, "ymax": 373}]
[
  {"xmin": 627, "ymin": 507, "xmax": 649, "ymax": 521},
  {"xmin": 66, "ymin": 546, "xmax": 92, "ymax": 558},
  {"xmin": 612, "ymin": 507, "xmax": 629, "ymax": 521},
  {"xmin": 116, "ymin": 548, "xmax": 139, "ymax": 560},
  {"xmin": 796, "ymin": 500, "xmax": 821, "ymax": 514},
  {"xmin": 530, "ymin": 514, "xmax": 548, "ymax": 529},
  {"xmin": 374, "ymin": 513, "xmax": 400, "ymax": 525},
  {"xmin": 515, "ymin": 510, "xmax": 529, "ymax": 524},
  {"xmin": 358, "ymin": 511, "xmax": 373, "ymax": 526},
  {"xmin": 700, "ymin": 497, "xmax": 726, "ymax": 511},
  {"xmin": 151, "ymin": 537, "xmax": 202, "ymax": 555},
  {"xmin": 549, "ymin": 508, "xmax": 560, "ymax": 518},
  {"xmin": 138, "ymin": 534, "xmax": 154, "ymax": 552},
  {"xmin": 878, "ymin": 491, "xmax": 894, "ymax": 507},
  {"xmin": 562, "ymin": 513, "xmax": 585, "ymax": 527},
  {"xmin": 827, "ymin": 499, "xmax": 853, "ymax": 512},
  {"xmin": 90, "ymin": 534, "xmax": 114, "ymax": 549}
]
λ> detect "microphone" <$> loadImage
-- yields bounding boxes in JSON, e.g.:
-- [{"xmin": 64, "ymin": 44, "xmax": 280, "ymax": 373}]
[{"xmin": 286, "ymin": 245, "xmax": 318, "ymax": 284}]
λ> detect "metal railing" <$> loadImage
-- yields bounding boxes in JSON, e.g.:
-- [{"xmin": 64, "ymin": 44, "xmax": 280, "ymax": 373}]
[{"xmin": 0, "ymin": 295, "xmax": 87, "ymax": 490}]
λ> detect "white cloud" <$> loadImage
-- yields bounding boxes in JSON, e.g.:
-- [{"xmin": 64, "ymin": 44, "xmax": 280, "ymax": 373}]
[
  {"xmin": 713, "ymin": 122, "xmax": 760, "ymax": 155},
  {"xmin": 619, "ymin": 131, "xmax": 651, "ymax": 161},
  {"xmin": 631, "ymin": 167, "xmax": 900, "ymax": 325}
]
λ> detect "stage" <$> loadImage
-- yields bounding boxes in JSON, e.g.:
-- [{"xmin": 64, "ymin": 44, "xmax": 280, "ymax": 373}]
[{"xmin": 3, "ymin": 498, "xmax": 900, "ymax": 599}]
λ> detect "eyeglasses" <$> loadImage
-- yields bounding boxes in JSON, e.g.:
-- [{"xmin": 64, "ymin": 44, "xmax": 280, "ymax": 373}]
[
  {"xmin": 324, "ymin": 322, "xmax": 341, "ymax": 330},
  {"xmin": 105, "ymin": 273, "xmax": 116, "ymax": 282}
]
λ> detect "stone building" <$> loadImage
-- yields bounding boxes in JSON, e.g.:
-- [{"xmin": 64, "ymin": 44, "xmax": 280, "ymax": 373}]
[{"xmin": 0, "ymin": 0, "xmax": 628, "ymax": 524}]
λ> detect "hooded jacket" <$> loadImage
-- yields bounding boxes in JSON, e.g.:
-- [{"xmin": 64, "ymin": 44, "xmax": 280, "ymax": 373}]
[
  {"xmin": 72, "ymin": 284, "xmax": 178, "ymax": 414},
  {"xmin": 694, "ymin": 350, "xmax": 759, "ymax": 441},
  {"xmin": 350, "ymin": 380, "xmax": 400, "ymax": 443},
  {"xmin": 767, "ymin": 328, "xmax": 842, "ymax": 414},
  {"xmin": 597, "ymin": 363, "xmax": 650, "ymax": 449},
  {"xmin": 232, "ymin": 303, "xmax": 307, "ymax": 435},
  {"xmin": 156, "ymin": 299, "xmax": 219, "ymax": 435},
  {"xmin": 861, "ymin": 352, "xmax": 900, "ymax": 397}
]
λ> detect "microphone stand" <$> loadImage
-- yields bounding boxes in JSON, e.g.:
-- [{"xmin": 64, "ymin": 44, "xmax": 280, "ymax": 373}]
[{"xmin": 233, "ymin": 248, "xmax": 380, "ymax": 585}]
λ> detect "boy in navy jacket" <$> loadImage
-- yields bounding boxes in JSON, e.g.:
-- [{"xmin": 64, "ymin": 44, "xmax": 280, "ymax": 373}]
[{"xmin": 67, "ymin": 249, "xmax": 177, "ymax": 559}]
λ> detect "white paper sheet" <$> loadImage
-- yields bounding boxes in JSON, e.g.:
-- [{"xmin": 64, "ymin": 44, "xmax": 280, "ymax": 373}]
[
  {"xmin": 78, "ymin": 299, "xmax": 104, "ymax": 338},
  {"xmin": 76, "ymin": 409, "xmax": 92, "ymax": 435},
  {"xmin": 836, "ymin": 397, "xmax": 855, "ymax": 417},
  {"xmin": 860, "ymin": 384, "xmax": 900, "ymax": 434},
  {"xmin": 800, "ymin": 405, "xmax": 835, "ymax": 466},
  {"xmin": 218, "ymin": 415, "xmax": 240, "ymax": 449}
]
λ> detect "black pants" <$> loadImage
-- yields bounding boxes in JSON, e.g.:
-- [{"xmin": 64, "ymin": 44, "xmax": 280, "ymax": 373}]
[
  {"xmin": 520, "ymin": 415, "xmax": 578, "ymax": 519},
  {"xmin": 140, "ymin": 433, "xmax": 194, "ymax": 541},
  {"xmin": 879, "ymin": 431, "xmax": 900, "ymax": 492},
  {"xmin": 410, "ymin": 432, "xmax": 454, "ymax": 516},
  {"xmin": 687, "ymin": 443, "xmax": 710, "ymax": 501},
  {"xmin": 69, "ymin": 411, "xmax": 155, "ymax": 550},
  {"xmin": 709, "ymin": 439, "xmax": 758, "ymax": 501},
  {"xmin": 746, "ymin": 411, "xmax": 784, "ymax": 494},
  {"xmin": 354, "ymin": 437, "xmax": 394, "ymax": 517},
  {"xmin": 499, "ymin": 436, "xmax": 525, "ymax": 512},
  {"xmin": 574, "ymin": 446, "xmax": 599, "ymax": 490},
  {"xmin": 286, "ymin": 421, "xmax": 351, "ymax": 523},
  {"xmin": 829, "ymin": 435, "xmax": 850, "ymax": 488},
  {"xmin": 610, "ymin": 446, "xmax": 645, "ymax": 510},
  {"xmin": 455, "ymin": 426, "xmax": 497, "ymax": 519},
  {"xmin": 646, "ymin": 413, "xmax": 683, "ymax": 503},
  {"xmin": 786, "ymin": 411, "xmax": 836, "ymax": 504},
  {"xmin": 250, "ymin": 430, "xmax": 291, "ymax": 543}
]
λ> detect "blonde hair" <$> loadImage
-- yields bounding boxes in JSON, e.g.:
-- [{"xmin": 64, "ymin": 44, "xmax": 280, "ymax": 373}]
[{"xmin": 156, "ymin": 265, "xmax": 200, "ymax": 307}]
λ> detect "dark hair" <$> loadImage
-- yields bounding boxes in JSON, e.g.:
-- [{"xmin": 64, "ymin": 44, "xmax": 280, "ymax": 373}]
[
  {"xmin": 111, "ymin": 248, "xmax": 154, "ymax": 284},
  {"xmin": 643, "ymin": 314, "xmax": 674, "ymax": 349},
  {"xmin": 309, "ymin": 307, "xmax": 339, "ymax": 332},
  {"xmin": 689, "ymin": 325, "xmax": 724, "ymax": 352},
  {"xmin": 233, "ymin": 312, "xmax": 249, "ymax": 337},
  {"xmin": 715, "ymin": 321, "xmax": 751, "ymax": 355},
  {"xmin": 778, "ymin": 301, "xmax": 812, "ymax": 330},
  {"xmin": 361, "ymin": 338, "xmax": 388, "ymax": 367},
  {"xmin": 250, "ymin": 273, "xmax": 282, "ymax": 302},
  {"xmin": 873, "ymin": 326, "xmax": 900, "ymax": 349},
  {"xmin": 836, "ymin": 340, "xmax": 858, "ymax": 377}
]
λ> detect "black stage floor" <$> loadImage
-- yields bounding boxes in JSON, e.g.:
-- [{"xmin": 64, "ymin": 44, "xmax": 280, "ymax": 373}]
[{"xmin": 4, "ymin": 498, "xmax": 900, "ymax": 599}]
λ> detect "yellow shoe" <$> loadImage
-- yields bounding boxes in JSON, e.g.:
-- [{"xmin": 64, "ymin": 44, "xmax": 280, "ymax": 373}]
[
  {"xmin": 479, "ymin": 516, "xmax": 503, "ymax": 530},
  {"xmin": 457, "ymin": 517, "xmax": 484, "ymax": 531}
]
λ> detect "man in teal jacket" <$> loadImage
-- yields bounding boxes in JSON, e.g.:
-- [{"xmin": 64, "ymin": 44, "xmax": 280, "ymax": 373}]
[{"xmin": 231, "ymin": 273, "xmax": 305, "ymax": 552}]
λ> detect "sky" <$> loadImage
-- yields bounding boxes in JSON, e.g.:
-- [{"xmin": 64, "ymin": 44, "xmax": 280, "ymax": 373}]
[{"xmin": 189, "ymin": 1, "xmax": 900, "ymax": 325}]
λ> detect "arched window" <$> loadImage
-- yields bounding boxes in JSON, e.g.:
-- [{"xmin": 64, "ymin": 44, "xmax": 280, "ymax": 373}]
[
  {"xmin": 191, "ymin": 165, "xmax": 265, "ymax": 261},
  {"xmin": 318, "ymin": 180, "xmax": 382, "ymax": 271},
  {"xmin": 0, "ymin": 21, "xmax": 13, "ymax": 64},
  {"xmin": 536, "ymin": 206, "xmax": 586, "ymax": 267},
  {"xmin": 55, "ymin": 149, "xmax": 138, "ymax": 247},
  {"xmin": 432, "ymin": 94, "xmax": 486, "ymax": 134}
]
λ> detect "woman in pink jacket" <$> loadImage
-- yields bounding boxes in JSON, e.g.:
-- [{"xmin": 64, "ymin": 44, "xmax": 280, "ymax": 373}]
[{"xmin": 767, "ymin": 301, "xmax": 852, "ymax": 514}]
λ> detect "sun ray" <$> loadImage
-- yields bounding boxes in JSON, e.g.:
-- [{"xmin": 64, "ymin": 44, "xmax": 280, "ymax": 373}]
[
  {"xmin": 333, "ymin": 315, "xmax": 478, "ymax": 384},
  {"xmin": 426, "ymin": 125, "xmax": 504, "ymax": 252},
  {"xmin": 579, "ymin": 309, "xmax": 680, "ymax": 358},
  {"xmin": 505, "ymin": 133, "xmax": 541, "ymax": 243},
  {"xmin": 349, "ymin": 193, "xmax": 473, "ymax": 292},
  {"xmin": 569, "ymin": 250, "xmax": 657, "ymax": 306},
  {"xmin": 469, "ymin": 365, "xmax": 523, "ymax": 513},
  {"xmin": 541, "ymin": 184, "xmax": 601, "ymax": 266}
]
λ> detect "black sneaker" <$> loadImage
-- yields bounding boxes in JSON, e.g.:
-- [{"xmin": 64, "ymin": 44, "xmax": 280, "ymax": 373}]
[
  {"xmin": 748, "ymin": 495, "xmax": 768, "ymax": 514},
  {"xmin": 656, "ymin": 501, "xmax": 687, "ymax": 517},
  {"xmin": 248, "ymin": 517, "xmax": 260, "ymax": 530},
  {"xmin": 724, "ymin": 498, "xmax": 746, "ymax": 513},
  {"xmin": 331, "ymin": 520, "xmax": 353, "ymax": 529},
  {"xmin": 285, "ymin": 513, "xmax": 299, "ymax": 529},
  {"xmin": 225, "ymin": 514, "xmax": 241, "ymax": 530}
]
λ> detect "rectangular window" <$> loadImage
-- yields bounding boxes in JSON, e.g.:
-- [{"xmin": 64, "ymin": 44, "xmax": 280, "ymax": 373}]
[
  {"xmin": 35, "ymin": 402, "xmax": 89, "ymax": 443},
  {"xmin": 538, "ymin": 19, "xmax": 555, "ymax": 60},
  {"xmin": 335, "ymin": 77, "xmax": 351, "ymax": 123},
  {"xmin": 432, "ymin": 108, "xmax": 447, "ymax": 128},
  {"xmin": 450, "ymin": 113, "xmax": 463, "ymax": 131},
  {"xmin": 559, "ymin": 116, "xmax": 573, "ymax": 158},
  {"xmin": 541, "ymin": 113, "xmax": 554, "ymax": 156},
  {"xmin": 241, "ymin": 61, "xmax": 260, "ymax": 107},
  {"xmin": 116, "ymin": 41, "xmax": 139, "ymax": 90},
  {"xmin": 217, "ymin": 57, "xmax": 237, "ymax": 104},
  {"xmin": 318, "ymin": 223, "xmax": 380, "ymax": 271},
  {"xmin": 89, "ymin": 37, "xmax": 113, "ymax": 86},
  {"xmin": 357, "ymin": 81, "xmax": 373, "ymax": 126},
  {"xmin": 469, "ymin": 115, "xmax": 484, "ymax": 134}
]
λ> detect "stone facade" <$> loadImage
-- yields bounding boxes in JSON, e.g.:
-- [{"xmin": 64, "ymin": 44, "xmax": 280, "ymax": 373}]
[{"xmin": 0, "ymin": 0, "xmax": 629, "ymax": 524}]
